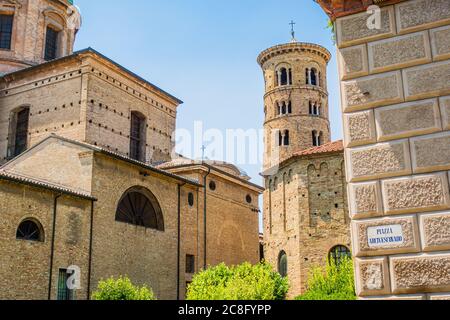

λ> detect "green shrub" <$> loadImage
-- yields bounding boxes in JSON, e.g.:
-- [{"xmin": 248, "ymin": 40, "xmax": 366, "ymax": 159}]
[
  {"xmin": 187, "ymin": 262, "xmax": 289, "ymax": 300},
  {"xmin": 91, "ymin": 276, "xmax": 156, "ymax": 300},
  {"xmin": 296, "ymin": 257, "xmax": 356, "ymax": 301}
]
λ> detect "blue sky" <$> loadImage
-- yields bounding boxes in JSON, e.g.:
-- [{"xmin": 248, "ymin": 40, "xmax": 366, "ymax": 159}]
[{"xmin": 74, "ymin": 0, "xmax": 342, "ymax": 187}]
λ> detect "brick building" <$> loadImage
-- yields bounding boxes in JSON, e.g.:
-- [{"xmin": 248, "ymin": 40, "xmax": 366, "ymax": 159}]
[
  {"xmin": 258, "ymin": 39, "xmax": 351, "ymax": 297},
  {"xmin": 0, "ymin": 0, "xmax": 262, "ymax": 300}
]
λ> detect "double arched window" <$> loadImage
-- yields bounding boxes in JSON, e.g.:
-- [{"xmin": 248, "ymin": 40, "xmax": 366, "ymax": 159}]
[
  {"xmin": 276, "ymin": 101, "xmax": 292, "ymax": 116},
  {"xmin": 312, "ymin": 131, "xmax": 323, "ymax": 147},
  {"xmin": 275, "ymin": 67, "xmax": 292, "ymax": 87},
  {"xmin": 115, "ymin": 186, "xmax": 164, "ymax": 231},
  {"xmin": 278, "ymin": 251, "xmax": 288, "ymax": 277},
  {"xmin": 16, "ymin": 219, "xmax": 44, "ymax": 242},
  {"xmin": 306, "ymin": 68, "xmax": 320, "ymax": 86},
  {"xmin": 278, "ymin": 130, "xmax": 290, "ymax": 146}
]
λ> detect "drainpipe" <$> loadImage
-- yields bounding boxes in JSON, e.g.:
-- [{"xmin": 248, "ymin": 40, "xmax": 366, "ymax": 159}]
[
  {"xmin": 177, "ymin": 183, "xmax": 186, "ymax": 300},
  {"xmin": 48, "ymin": 193, "xmax": 62, "ymax": 300},
  {"xmin": 86, "ymin": 199, "xmax": 95, "ymax": 300},
  {"xmin": 203, "ymin": 165, "xmax": 211, "ymax": 270}
]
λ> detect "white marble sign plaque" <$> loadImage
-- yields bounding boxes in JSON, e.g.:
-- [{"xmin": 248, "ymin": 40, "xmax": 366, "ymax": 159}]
[{"xmin": 367, "ymin": 224, "xmax": 404, "ymax": 248}]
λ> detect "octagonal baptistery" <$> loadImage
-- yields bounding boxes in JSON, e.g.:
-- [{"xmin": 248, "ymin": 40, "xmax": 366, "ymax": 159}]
[
  {"xmin": 0, "ymin": 0, "xmax": 81, "ymax": 74},
  {"xmin": 258, "ymin": 42, "xmax": 332, "ymax": 171}
]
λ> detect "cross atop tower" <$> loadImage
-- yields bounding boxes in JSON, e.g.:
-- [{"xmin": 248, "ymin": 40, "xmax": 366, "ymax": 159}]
[{"xmin": 289, "ymin": 20, "xmax": 297, "ymax": 43}]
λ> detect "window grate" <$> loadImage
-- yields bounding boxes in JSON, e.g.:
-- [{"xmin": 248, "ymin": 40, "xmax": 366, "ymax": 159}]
[{"xmin": 57, "ymin": 269, "xmax": 74, "ymax": 300}]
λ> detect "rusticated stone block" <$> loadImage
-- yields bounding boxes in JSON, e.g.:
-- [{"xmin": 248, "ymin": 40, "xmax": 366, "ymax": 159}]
[
  {"xmin": 395, "ymin": 0, "xmax": 450, "ymax": 34},
  {"xmin": 403, "ymin": 61, "xmax": 450, "ymax": 101},
  {"xmin": 355, "ymin": 257, "xmax": 391, "ymax": 296},
  {"xmin": 382, "ymin": 173, "xmax": 450, "ymax": 215},
  {"xmin": 352, "ymin": 215, "xmax": 420, "ymax": 257},
  {"xmin": 347, "ymin": 140, "xmax": 411, "ymax": 182},
  {"xmin": 429, "ymin": 293, "xmax": 450, "ymax": 300},
  {"xmin": 343, "ymin": 110, "xmax": 376, "ymax": 147},
  {"xmin": 411, "ymin": 132, "xmax": 450, "ymax": 173},
  {"xmin": 342, "ymin": 71, "xmax": 403, "ymax": 112},
  {"xmin": 338, "ymin": 44, "xmax": 368, "ymax": 80},
  {"xmin": 337, "ymin": 6, "xmax": 396, "ymax": 48},
  {"xmin": 430, "ymin": 25, "xmax": 450, "ymax": 61},
  {"xmin": 440, "ymin": 96, "xmax": 450, "ymax": 130},
  {"xmin": 375, "ymin": 99, "xmax": 441, "ymax": 142},
  {"xmin": 419, "ymin": 212, "xmax": 450, "ymax": 252},
  {"xmin": 349, "ymin": 181, "xmax": 383, "ymax": 219},
  {"xmin": 368, "ymin": 31, "xmax": 431, "ymax": 73},
  {"xmin": 390, "ymin": 253, "xmax": 450, "ymax": 294},
  {"xmin": 359, "ymin": 295, "xmax": 426, "ymax": 300}
]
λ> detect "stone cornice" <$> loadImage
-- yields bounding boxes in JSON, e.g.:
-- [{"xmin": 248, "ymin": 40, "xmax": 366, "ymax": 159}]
[
  {"xmin": 314, "ymin": 0, "xmax": 406, "ymax": 20},
  {"xmin": 257, "ymin": 42, "xmax": 331, "ymax": 66}
]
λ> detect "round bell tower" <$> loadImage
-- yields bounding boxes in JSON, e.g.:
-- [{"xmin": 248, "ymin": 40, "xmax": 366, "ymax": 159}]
[
  {"xmin": 0, "ymin": 0, "xmax": 81, "ymax": 74},
  {"xmin": 258, "ymin": 39, "xmax": 331, "ymax": 171}
]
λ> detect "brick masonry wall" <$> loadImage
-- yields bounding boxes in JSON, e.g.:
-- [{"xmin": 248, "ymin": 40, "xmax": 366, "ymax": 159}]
[
  {"xmin": 334, "ymin": 0, "xmax": 450, "ymax": 300},
  {"xmin": 263, "ymin": 153, "xmax": 351, "ymax": 298}
]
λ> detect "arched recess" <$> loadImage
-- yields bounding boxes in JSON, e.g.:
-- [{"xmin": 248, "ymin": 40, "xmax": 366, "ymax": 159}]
[
  {"xmin": 7, "ymin": 105, "xmax": 30, "ymax": 159},
  {"xmin": 115, "ymin": 186, "xmax": 164, "ymax": 231}
]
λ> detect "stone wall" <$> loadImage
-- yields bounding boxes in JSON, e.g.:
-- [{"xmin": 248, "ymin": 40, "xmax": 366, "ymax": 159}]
[{"xmin": 332, "ymin": 0, "xmax": 450, "ymax": 300}]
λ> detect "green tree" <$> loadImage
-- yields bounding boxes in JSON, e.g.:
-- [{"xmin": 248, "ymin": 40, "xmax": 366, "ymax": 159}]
[
  {"xmin": 296, "ymin": 257, "xmax": 356, "ymax": 301},
  {"xmin": 91, "ymin": 276, "xmax": 156, "ymax": 300},
  {"xmin": 187, "ymin": 262, "xmax": 289, "ymax": 300}
]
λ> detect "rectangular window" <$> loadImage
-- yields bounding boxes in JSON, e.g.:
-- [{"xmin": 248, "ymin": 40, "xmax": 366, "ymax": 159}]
[
  {"xmin": 45, "ymin": 27, "xmax": 59, "ymax": 61},
  {"xmin": 130, "ymin": 112, "xmax": 145, "ymax": 161},
  {"xmin": 0, "ymin": 14, "xmax": 13, "ymax": 50},
  {"xmin": 57, "ymin": 269, "xmax": 74, "ymax": 301},
  {"xmin": 186, "ymin": 255, "xmax": 195, "ymax": 274},
  {"xmin": 13, "ymin": 108, "xmax": 29, "ymax": 157}
]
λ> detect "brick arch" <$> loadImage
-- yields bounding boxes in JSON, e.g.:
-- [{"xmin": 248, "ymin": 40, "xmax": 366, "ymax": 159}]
[{"xmin": 217, "ymin": 223, "xmax": 245, "ymax": 266}]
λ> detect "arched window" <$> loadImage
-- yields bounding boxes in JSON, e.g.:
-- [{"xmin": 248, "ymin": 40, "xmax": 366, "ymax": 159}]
[
  {"xmin": 44, "ymin": 26, "xmax": 60, "ymax": 61},
  {"xmin": 115, "ymin": 186, "xmax": 164, "ymax": 231},
  {"xmin": 312, "ymin": 130, "xmax": 321, "ymax": 147},
  {"xmin": 281, "ymin": 102, "xmax": 286, "ymax": 115},
  {"xmin": 278, "ymin": 130, "xmax": 283, "ymax": 147},
  {"xmin": 8, "ymin": 106, "xmax": 30, "ymax": 159},
  {"xmin": 280, "ymin": 68, "xmax": 288, "ymax": 86},
  {"xmin": 311, "ymin": 68, "xmax": 318, "ymax": 86},
  {"xmin": 283, "ymin": 130, "xmax": 290, "ymax": 146},
  {"xmin": 16, "ymin": 219, "xmax": 44, "ymax": 242},
  {"xmin": 329, "ymin": 245, "xmax": 352, "ymax": 264},
  {"xmin": 287, "ymin": 101, "xmax": 292, "ymax": 114},
  {"xmin": 306, "ymin": 68, "xmax": 310, "ymax": 85},
  {"xmin": 130, "ymin": 111, "xmax": 147, "ymax": 162},
  {"xmin": 278, "ymin": 251, "xmax": 288, "ymax": 277}
]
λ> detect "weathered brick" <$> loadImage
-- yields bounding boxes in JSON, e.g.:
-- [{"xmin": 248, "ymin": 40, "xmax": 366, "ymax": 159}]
[
  {"xmin": 355, "ymin": 257, "xmax": 391, "ymax": 296},
  {"xmin": 382, "ymin": 173, "xmax": 450, "ymax": 215},
  {"xmin": 368, "ymin": 31, "xmax": 431, "ymax": 73},
  {"xmin": 352, "ymin": 215, "xmax": 420, "ymax": 257},
  {"xmin": 375, "ymin": 99, "xmax": 441, "ymax": 142},
  {"xmin": 342, "ymin": 71, "xmax": 404, "ymax": 112},
  {"xmin": 419, "ymin": 212, "xmax": 450, "ymax": 252},
  {"xmin": 410, "ymin": 132, "xmax": 450, "ymax": 173},
  {"xmin": 430, "ymin": 25, "xmax": 450, "ymax": 61},
  {"xmin": 390, "ymin": 253, "xmax": 450, "ymax": 294},
  {"xmin": 338, "ymin": 44, "xmax": 369, "ymax": 80},
  {"xmin": 343, "ymin": 110, "xmax": 376, "ymax": 147},
  {"xmin": 395, "ymin": 0, "xmax": 450, "ymax": 34},
  {"xmin": 337, "ymin": 6, "xmax": 396, "ymax": 48},
  {"xmin": 346, "ymin": 140, "xmax": 411, "ymax": 182},
  {"xmin": 403, "ymin": 61, "xmax": 450, "ymax": 101},
  {"xmin": 348, "ymin": 181, "xmax": 383, "ymax": 219}
]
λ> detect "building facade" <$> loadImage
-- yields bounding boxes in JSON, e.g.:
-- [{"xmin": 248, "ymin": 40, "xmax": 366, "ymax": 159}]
[
  {"xmin": 317, "ymin": 0, "xmax": 450, "ymax": 300},
  {"xmin": 258, "ymin": 41, "xmax": 351, "ymax": 297},
  {"xmin": 0, "ymin": 0, "xmax": 262, "ymax": 300}
]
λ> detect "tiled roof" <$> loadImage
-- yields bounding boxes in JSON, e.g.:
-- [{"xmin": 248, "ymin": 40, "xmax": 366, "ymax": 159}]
[
  {"xmin": 0, "ymin": 170, "xmax": 96, "ymax": 200},
  {"xmin": 293, "ymin": 140, "xmax": 344, "ymax": 157}
]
